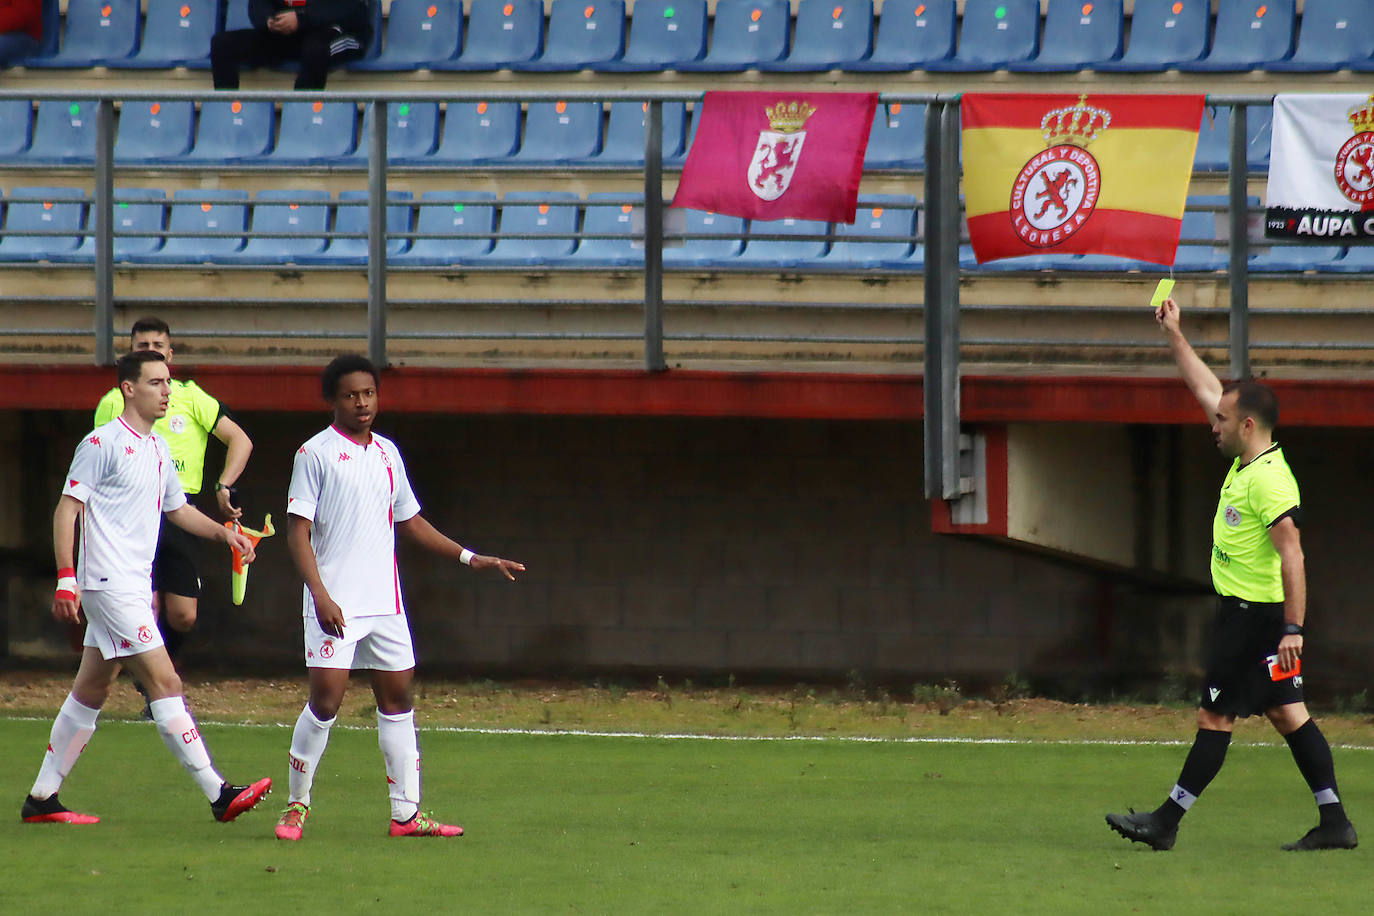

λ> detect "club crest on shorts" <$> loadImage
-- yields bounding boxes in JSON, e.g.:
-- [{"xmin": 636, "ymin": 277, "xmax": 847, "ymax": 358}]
[
  {"xmin": 1224, "ymin": 505, "xmax": 1242, "ymax": 527},
  {"xmin": 1010, "ymin": 95, "xmax": 1110, "ymax": 248},
  {"xmin": 747, "ymin": 101, "xmax": 815, "ymax": 202},
  {"xmin": 137, "ymin": 625, "xmax": 154, "ymax": 643},
  {"xmin": 1334, "ymin": 95, "xmax": 1374, "ymax": 208},
  {"xmin": 320, "ymin": 639, "xmax": 335, "ymax": 659}
]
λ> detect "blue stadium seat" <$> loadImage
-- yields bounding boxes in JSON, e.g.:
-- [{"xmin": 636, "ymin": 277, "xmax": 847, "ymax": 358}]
[
  {"xmin": 1320, "ymin": 246, "xmax": 1374, "ymax": 273},
  {"xmin": 113, "ymin": 101, "xmax": 195, "ymax": 162},
  {"xmin": 26, "ymin": 0, "xmax": 62, "ymax": 60},
  {"xmin": 512, "ymin": 0, "xmax": 626, "ymax": 71},
  {"xmin": 19, "ymin": 100, "xmax": 97, "ymax": 163},
  {"xmin": 670, "ymin": 104, "xmax": 702, "ymax": 167},
  {"xmin": 349, "ymin": 0, "xmax": 463, "ymax": 70},
  {"xmin": 348, "ymin": 101, "xmax": 441, "ymax": 163},
  {"xmin": 269, "ymin": 101, "xmax": 358, "ymax": 164},
  {"xmin": 60, "ymin": 188, "xmax": 167, "ymax": 262},
  {"xmin": 864, "ymin": 102, "xmax": 924, "ymax": 169},
  {"xmin": 810, "ymin": 195, "xmax": 916, "ymax": 268},
  {"xmin": 218, "ymin": 190, "xmax": 331, "ymax": 264},
  {"xmin": 592, "ymin": 0, "xmax": 706, "ymax": 71},
  {"xmin": 1192, "ymin": 104, "xmax": 1273, "ymax": 173},
  {"xmin": 1178, "ymin": 0, "xmax": 1295, "ymax": 71},
  {"xmin": 484, "ymin": 191, "xmax": 580, "ymax": 265},
  {"xmin": 846, "ymin": 0, "xmax": 956, "ymax": 72},
  {"xmin": 115, "ymin": 0, "xmax": 217, "ymax": 68},
  {"xmin": 677, "ymin": 0, "xmax": 789, "ymax": 71},
  {"xmin": 0, "ymin": 100, "xmax": 34, "ymax": 157},
  {"xmin": 662, "ymin": 209, "xmax": 744, "ymax": 266},
  {"xmin": 296, "ymin": 190, "xmax": 414, "ymax": 264},
  {"xmin": 389, "ymin": 191, "xmax": 497, "ymax": 266},
  {"xmin": 1267, "ymin": 0, "xmax": 1374, "ymax": 72},
  {"xmin": 758, "ymin": 0, "xmax": 873, "ymax": 71},
  {"xmin": 590, "ymin": 102, "xmax": 687, "ymax": 166},
  {"xmin": 737, "ymin": 216, "xmax": 830, "ymax": 266},
  {"xmin": 567, "ymin": 192, "xmax": 643, "ymax": 266},
  {"xmin": 430, "ymin": 0, "xmax": 543, "ymax": 70},
  {"xmin": 1094, "ymin": 0, "xmax": 1208, "ymax": 71},
  {"xmin": 1007, "ymin": 0, "xmax": 1123, "ymax": 72},
  {"xmin": 512, "ymin": 102, "xmax": 603, "ymax": 164},
  {"xmin": 224, "ymin": 0, "xmax": 252, "ymax": 30},
  {"xmin": 25, "ymin": 0, "xmax": 139, "ymax": 67},
  {"xmin": 1249, "ymin": 243, "xmax": 1344, "ymax": 272},
  {"xmin": 924, "ymin": 0, "xmax": 1038, "ymax": 71},
  {"xmin": 185, "ymin": 100, "xmax": 275, "ymax": 161},
  {"xmin": 961, "ymin": 247, "xmax": 1077, "ymax": 270},
  {"xmin": 0, "ymin": 186, "xmax": 86, "ymax": 260},
  {"xmin": 429, "ymin": 101, "xmax": 521, "ymax": 163},
  {"xmin": 130, "ymin": 189, "xmax": 248, "ymax": 263},
  {"xmin": 1171, "ymin": 199, "xmax": 1238, "ymax": 272}
]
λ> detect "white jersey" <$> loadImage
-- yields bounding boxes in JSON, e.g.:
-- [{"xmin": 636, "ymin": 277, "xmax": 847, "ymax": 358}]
[
  {"xmin": 287, "ymin": 425, "xmax": 421, "ymax": 620},
  {"xmin": 62, "ymin": 417, "xmax": 187, "ymax": 592}
]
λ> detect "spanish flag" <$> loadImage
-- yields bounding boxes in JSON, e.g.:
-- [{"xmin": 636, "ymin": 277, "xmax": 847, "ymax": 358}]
[{"xmin": 962, "ymin": 93, "xmax": 1204, "ymax": 265}]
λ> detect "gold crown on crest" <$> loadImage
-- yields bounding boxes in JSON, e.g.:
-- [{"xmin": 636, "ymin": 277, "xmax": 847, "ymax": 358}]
[
  {"xmin": 1347, "ymin": 94, "xmax": 1374, "ymax": 134},
  {"xmin": 765, "ymin": 100, "xmax": 817, "ymax": 134},
  {"xmin": 1041, "ymin": 94, "xmax": 1112, "ymax": 147}
]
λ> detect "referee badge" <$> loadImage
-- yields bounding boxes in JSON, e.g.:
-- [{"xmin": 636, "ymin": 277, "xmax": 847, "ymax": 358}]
[
  {"xmin": 168, "ymin": 415, "xmax": 187, "ymax": 434},
  {"xmin": 1223, "ymin": 506, "xmax": 1242, "ymax": 527}
]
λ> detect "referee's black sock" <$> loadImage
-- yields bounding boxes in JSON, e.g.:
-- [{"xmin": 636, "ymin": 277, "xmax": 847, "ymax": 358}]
[
  {"xmin": 1154, "ymin": 728, "xmax": 1231, "ymax": 828},
  {"xmin": 1284, "ymin": 718, "xmax": 1349, "ymax": 826}
]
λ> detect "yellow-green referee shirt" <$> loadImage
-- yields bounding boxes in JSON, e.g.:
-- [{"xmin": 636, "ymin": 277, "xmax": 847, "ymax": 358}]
[
  {"xmin": 94, "ymin": 380, "xmax": 225, "ymax": 495},
  {"xmin": 1210, "ymin": 444, "xmax": 1300, "ymax": 603}
]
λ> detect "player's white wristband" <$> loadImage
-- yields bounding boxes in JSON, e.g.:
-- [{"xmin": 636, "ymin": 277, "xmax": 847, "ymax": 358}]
[
  {"xmin": 459, "ymin": 548, "xmax": 475, "ymax": 566},
  {"xmin": 56, "ymin": 575, "xmax": 78, "ymax": 601}
]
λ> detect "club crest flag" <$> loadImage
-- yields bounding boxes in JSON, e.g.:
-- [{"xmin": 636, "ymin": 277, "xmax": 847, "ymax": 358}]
[
  {"xmin": 1266, "ymin": 93, "xmax": 1374, "ymax": 241},
  {"xmin": 671, "ymin": 91, "xmax": 879, "ymax": 223},
  {"xmin": 962, "ymin": 93, "xmax": 1204, "ymax": 265}
]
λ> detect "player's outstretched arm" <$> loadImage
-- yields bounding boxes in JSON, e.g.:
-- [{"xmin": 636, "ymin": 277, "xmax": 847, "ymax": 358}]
[
  {"xmin": 166, "ymin": 503, "xmax": 256, "ymax": 563},
  {"xmin": 51, "ymin": 495, "xmax": 83, "ymax": 623},
  {"xmin": 1155, "ymin": 297, "xmax": 1223, "ymax": 422},
  {"xmin": 397, "ymin": 515, "xmax": 525, "ymax": 581}
]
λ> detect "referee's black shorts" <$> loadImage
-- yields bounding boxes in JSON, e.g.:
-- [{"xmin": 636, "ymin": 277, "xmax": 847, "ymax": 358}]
[
  {"xmin": 152, "ymin": 517, "xmax": 202, "ymax": 600},
  {"xmin": 1200, "ymin": 596, "xmax": 1304, "ymax": 717}
]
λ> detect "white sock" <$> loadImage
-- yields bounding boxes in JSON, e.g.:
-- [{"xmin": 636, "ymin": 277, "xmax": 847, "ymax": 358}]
[
  {"xmin": 30, "ymin": 694, "xmax": 100, "ymax": 799},
  {"xmin": 149, "ymin": 696, "xmax": 223, "ymax": 800},
  {"xmin": 288, "ymin": 704, "xmax": 335, "ymax": 807},
  {"xmin": 377, "ymin": 709, "xmax": 420, "ymax": 822}
]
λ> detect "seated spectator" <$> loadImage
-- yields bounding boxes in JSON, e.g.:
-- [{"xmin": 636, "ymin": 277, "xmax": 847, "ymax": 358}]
[
  {"xmin": 211, "ymin": 0, "xmax": 373, "ymax": 90},
  {"xmin": 0, "ymin": 0, "xmax": 42, "ymax": 67}
]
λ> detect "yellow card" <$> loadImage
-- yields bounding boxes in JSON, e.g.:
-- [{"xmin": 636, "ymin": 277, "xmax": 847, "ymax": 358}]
[{"xmin": 1149, "ymin": 278, "xmax": 1175, "ymax": 309}]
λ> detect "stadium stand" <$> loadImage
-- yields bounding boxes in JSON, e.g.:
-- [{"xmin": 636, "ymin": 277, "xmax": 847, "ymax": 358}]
[
  {"xmin": 183, "ymin": 99, "xmax": 275, "ymax": 161},
  {"xmin": 1093, "ymin": 0, "xmax": 1208, "ymax": 71},
  {"xmin": 1323, "ymin": 246, "xmax": 1374, "ymax": 273},
  {"xmin": 347, "ymin": 100, "xmax": 441, "ymax": 162},
  {"xmin": 482, "ymin": 190, "xmax": 579, "ymax": 265},
  {"xmin": 223, "ymin": 0, "xmax": 251, "ymax": 30},
  {"xmin": 428, "ymin": 101, "xmax": 521, "ymax": 164},
  {"xmin": 60, "ymin": 187, "xmax": 167, "ymax": 262},
  {"xmin": 592, "ymin": 0, "xmax": 706, "ymax": 71},
  {"xmin": 1006, "ymin": 0, "xmax": 1122, "ymax": 72},
  {"xmin": 1249, "ymin": 242, "xmax": 1345, "ymax": 272},
  {"xmin": 590, "ymin": 101, "xmax": 688, "ymax": 167},
  {"xmin": 388, "ymin": 190, "xmax": 497, "ymax": 266},
  {"xmin": 864, "ymin": 102, "xmax": 924, "ymax": 170},
  {"xmin": 348, "ymin": 0, "xmax": 464, "ymax": 70},
  {"xmin": 1265, "ymin": 0, "xmax": 1374, "ymax": 72},
  {"xmin": 268, "ymin": 101, "xmax": 358, "ymax": 163},
  {"xmin": 130, "ymin": 188, "xmax": 248, "ymax": 263},
  {"xmin": 112, "ymin": 100, "xmax": 196, "ymax": 162},
  {"xmin": 0, "ymin": 99, "xmax": 34, "ymax": 156},
  {"xmin": 23, "ymin": 0, "xmax": 139, "ymax": 68},
  {"xmin": 512, "ymin": 101, "xmax": 604, "ymax": 164},
  {"xmin": 217, "ymin": 189, "xmax": 331, "ymax": 264},
  {"xmin": 735, "ymin": 216, "xmax": 830, "ymax": 267},
  {"xmin": 1178, "ymin": 0, "xmax": 1295, "ymax": 72},
  {"xmin": 512, "ymin": 0, "xmax": 626, "ymax": 71},
  {"xmin": 566, "ymin": 192, "xmax": 643, "ymax": 266},
  {"xmin": 296, "ymin": 189, "xmax": 413, "ymax": 264},
  {"xmin": 756, "ymin": 0, "xmax": 873, "ymax": 72},
  {"xmin": 1192, "ymin": 103, "xmax": 1274, "ymax": 173},
  {"xmin": 924, "ymin": 0, "xmax": 1038, "ymax": 71},
  {"xmin": 0, "ymin": 186, "xmax": 85, "ymax": 260},
  {"xmin": 810, "ymin": 195, "xmax": 917, "ymax": 268},
  {"xmin": 115, "ymin": 0, "xmax": 217, "ymax": 69},
  {"xmin": 429, "ymin": 0, "xmax": 543, "ymax": 70},
  {"xmin": 662, "ymin": 208, "xmax": 745, "ymax": 267},
  {"xmin": 14, "ymin": 99, "xmax": 96, "ymax": 164},
  {"xmin": 845, "ymin": 0, "xmax": 956, "ymax": 72},
  {"xmin": 676, "ymin": 0, "xmax": 789, "ymax": 72}
]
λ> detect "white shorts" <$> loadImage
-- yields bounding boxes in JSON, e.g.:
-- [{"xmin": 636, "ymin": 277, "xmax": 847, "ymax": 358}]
[
  {"xmin": 81, "ymin": 589, "xmax": 164, "ymax": 660},
  {"xmin": 304, "ymin": 613, "xmax": 415, "ymax": 671}
]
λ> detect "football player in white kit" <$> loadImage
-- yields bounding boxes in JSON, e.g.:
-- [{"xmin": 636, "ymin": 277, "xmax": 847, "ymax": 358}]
[
  {"xmin": 22, "ymin": 350, "xmax": 271, "ymax": 825},
  {"xmin": 275, "ymin": 354, "xmax": 524, "ymax": 840}
]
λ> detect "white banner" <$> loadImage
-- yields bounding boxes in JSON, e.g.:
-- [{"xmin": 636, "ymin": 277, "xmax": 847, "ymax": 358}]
[{"xmin": 1265, "ymin": 93, "xmax": 1374, "ymax": 241}]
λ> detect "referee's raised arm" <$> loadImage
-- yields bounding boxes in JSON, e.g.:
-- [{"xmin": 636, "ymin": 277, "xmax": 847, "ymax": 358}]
[{"xmin": 1155, "ymin": 296, "xmax": 1224, "ymax": 422}]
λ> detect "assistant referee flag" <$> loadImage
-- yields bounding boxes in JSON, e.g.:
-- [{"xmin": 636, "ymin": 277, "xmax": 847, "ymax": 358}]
[{"xmin": 962, "ymin": 93, "xmax": 1204, "ymax": 265}]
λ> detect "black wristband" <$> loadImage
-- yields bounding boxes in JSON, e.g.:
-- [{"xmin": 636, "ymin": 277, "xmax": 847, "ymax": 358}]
[{"xmin": 1282, "ymin": 622, "xmax": 1304, "ymax": 636}]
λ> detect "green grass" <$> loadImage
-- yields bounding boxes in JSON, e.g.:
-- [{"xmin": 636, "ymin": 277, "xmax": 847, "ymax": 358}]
[{"xmin": 2, "ymin": 719, "xmax": 1372, "ymax": 914}]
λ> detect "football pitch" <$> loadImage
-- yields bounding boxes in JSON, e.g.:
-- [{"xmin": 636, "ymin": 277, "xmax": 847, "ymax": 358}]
[{"xmin": 2, "ymin": 718, "xmax": 1371, "ymax": 914}]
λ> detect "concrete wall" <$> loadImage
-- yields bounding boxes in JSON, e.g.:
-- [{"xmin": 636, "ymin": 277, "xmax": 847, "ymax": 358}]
[{"xmin": 4, "ymin": 408, "xmax": 1373, "ymax": 695}]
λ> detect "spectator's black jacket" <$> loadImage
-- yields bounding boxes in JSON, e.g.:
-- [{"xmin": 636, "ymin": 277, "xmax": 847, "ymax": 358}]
[{"xmin": 248, "ymin": 0, "xmax": 373, "ymax": 41}]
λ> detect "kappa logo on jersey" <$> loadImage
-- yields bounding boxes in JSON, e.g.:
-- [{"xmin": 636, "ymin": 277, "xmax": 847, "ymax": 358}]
[
  {"xmin": 1224, "ymin": 505, "xmax": 1242, "ymax": 527},
  {"xmin": 1010, "ymin": 95, "xmax": 1109, "ymax": 248},
  {"xmin": 337, "ymin": 452, "xmax": 351, "ymax": 463},
  {"xmin": 88, "ymin": 436, "xmax": 100, "ymax": 446},
  {"xmin": 137, "ymin": 625, "xmax": 154, "ymax": 643},
  {"xmin": 125, "ymin": 445, "xmax": 136, "ymax": 456},
  {"xmin": 1335, "ymin": 95, "xmax": 1374, "ymax": 208},
  {"xmin": 320, "ymin": 639, "xmax": 335, "ymax": 659},
  {"xmin": 120, "ymin": 638, "xmax": 133, "ymax": 649},
  {"xmin": 747, "ymin": 101, "xmax": 815, "ymax": 202}
]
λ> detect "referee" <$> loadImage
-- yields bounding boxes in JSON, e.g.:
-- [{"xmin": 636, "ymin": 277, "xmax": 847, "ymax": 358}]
[
  {"xmin": 93, "ymin": 318, "xmax": 253, "ymax": 676},
  {"xmin": 1106, "ymin": 297, "xmax": 1357, "ymax": 852}
]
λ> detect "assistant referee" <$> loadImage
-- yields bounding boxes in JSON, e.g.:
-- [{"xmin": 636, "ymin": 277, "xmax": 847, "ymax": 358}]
[{"xmin": 1106, "ymin": 296, "xmax": 1357, "ymax": 852}]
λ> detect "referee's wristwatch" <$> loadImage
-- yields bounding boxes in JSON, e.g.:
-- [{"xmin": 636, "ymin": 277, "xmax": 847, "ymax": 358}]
[{"xmin": 1282, "ymin": 622, "xmax": 1304, "ymax": 636}]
